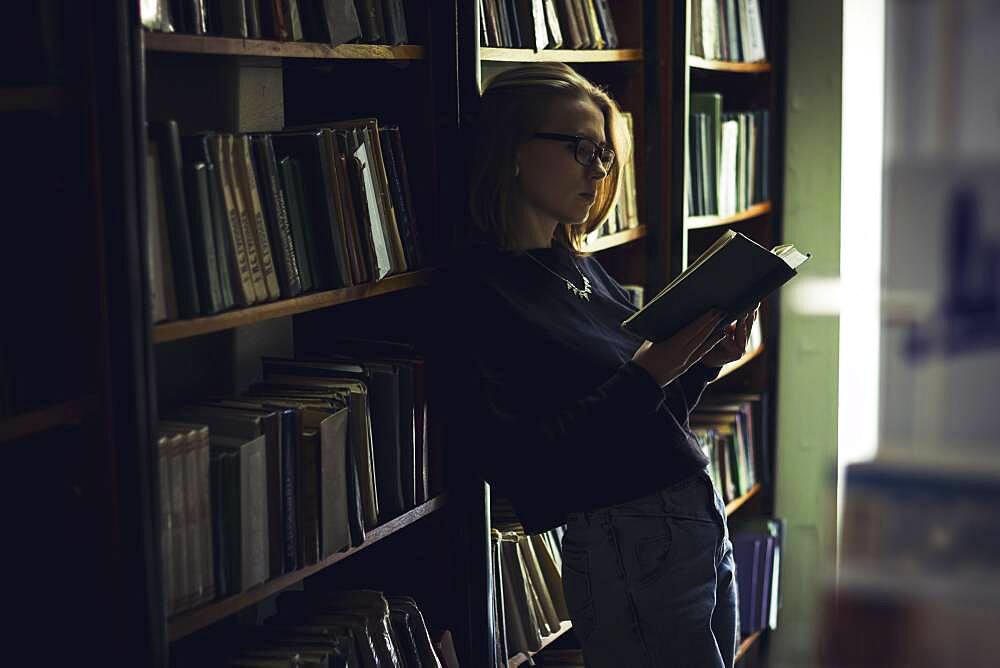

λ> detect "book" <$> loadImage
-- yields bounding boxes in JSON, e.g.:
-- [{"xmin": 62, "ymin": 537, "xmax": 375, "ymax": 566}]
[
  {"xmin": 150, "ymin": 121, "xmax": 202, "ymax": 318},
  {"xmin": 184, "ymin": 162, "xmax": 226, "ymax": 314},
  {"xmin": 251, "ymin": 134, "xmax": 303, "ymax": 298},
  {"xmin": 622, "ymin": 230, "xmax": 810, "ymax": 342}
]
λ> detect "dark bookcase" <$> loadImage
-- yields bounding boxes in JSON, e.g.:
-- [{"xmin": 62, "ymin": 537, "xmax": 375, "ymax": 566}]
[{"xmin": 0, "ymin": 1, "xmax": 787, "ymax": 666}]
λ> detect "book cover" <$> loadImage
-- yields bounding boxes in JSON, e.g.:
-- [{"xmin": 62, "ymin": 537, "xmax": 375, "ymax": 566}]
[
  {"xmin": 622, "ymin": 230, "xmax": 809, "ymax": 342},
  {"xmin": 252, "ymin": 134, "xmax": 303, "ymax": 298},
  {"xmin": 278, "ymin": 156, "xmax": 317, "ymax": 292},
  {"xmin": 183, "ymin": 162, "xmax": 226, "ymax": 314}
]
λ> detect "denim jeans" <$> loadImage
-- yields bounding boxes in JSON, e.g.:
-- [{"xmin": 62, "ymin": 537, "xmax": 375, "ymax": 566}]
[{"xmin": 561, "ymin": 469, "xmax": 738, "ymax": 667}]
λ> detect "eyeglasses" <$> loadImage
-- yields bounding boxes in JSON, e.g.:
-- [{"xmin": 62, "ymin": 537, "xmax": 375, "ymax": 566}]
[{"xmin": 532, "ymin": 132, "xmax": 616, "ymax": 170}]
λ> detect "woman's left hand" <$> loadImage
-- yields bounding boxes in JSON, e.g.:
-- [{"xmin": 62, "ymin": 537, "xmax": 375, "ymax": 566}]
[{"xmin": 699, "ymin": 304, "xmax": 759, "ymax": 368}]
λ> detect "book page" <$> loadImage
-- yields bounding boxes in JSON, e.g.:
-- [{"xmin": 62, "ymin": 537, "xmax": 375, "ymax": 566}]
[{"xmin": 771, "ymin": 244, "xmax": 811, "ymax": 269}]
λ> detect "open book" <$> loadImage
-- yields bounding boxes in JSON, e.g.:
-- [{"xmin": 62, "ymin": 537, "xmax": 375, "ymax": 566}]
[{"xmin": 622, "ymin": 230, "xmax": 810, "ymax": 342}]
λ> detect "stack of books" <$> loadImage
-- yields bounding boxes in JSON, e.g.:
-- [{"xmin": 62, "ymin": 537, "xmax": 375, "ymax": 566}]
[
  {"xmin": 690, "ymin": 0, "xmax": 767, "ymax": 63},
  {"xmin": 480, "ymin": 0, "xmax": 619, "ymax": 50},
  {"xmin": 731, "ymin": 518, "xmax": 784, "ymax": 637},
  {"xmin": 691, "ymin": 394, "xmax": 768, "ymax": 505},
  {"xmin": 227, "ymin": 589, "xmax": 442, "ymax": 666},
  {"xmin": 491, "ymin": 495, "xmax": 570, "ymax": 665},
  {"xmin": 157, "ymin": 350, "xmax": 435, "ymax": 615},
  {"xmin": 688, "ymin": 93, "xmax": 770, "ymax": 217},
  {"xmin": 146, "ymin": 119, "xmax": 422, "ymax": 322},
  {"xmin": 142, "ymin": 0, "xmax": 412, "ymax": 46}
]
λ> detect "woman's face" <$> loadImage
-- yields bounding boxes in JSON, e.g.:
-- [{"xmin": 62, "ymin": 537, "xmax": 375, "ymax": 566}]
[{"xmin": 515, "ymin": 96, "xmax": 610, "ymax": 226}]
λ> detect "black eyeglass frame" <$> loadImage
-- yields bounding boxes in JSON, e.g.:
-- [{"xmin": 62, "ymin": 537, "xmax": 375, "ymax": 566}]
[{"xmin": 532, "ymin": 132, "xmax": 616, "ymax": 169}]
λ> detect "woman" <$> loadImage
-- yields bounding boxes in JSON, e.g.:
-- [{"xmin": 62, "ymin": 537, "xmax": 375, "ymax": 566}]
[{"xmin": 456, "ymin": 62, "xmax": 757, "ymax": 667}]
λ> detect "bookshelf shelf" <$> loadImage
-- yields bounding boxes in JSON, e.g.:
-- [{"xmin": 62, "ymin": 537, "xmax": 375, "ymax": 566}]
[
  {"xmin": 480, "ymin": 47, "xmax": 642, "ymax": 63},
  {"xmin": 153, "ymin": 268, "xmax": 438, "ymax": 344},
  {"xmin": 725, "ymin": 483, "xmax": 762, "ymax": 517},
  {"xmin": 735, "ymin": 630, "xmax": 763, "ymax": 663},
  {"xmin": 507, "ymin": 620, "xmax": 574, "ymax": 668},
  {"xmin": 582, "ymin": 226, "xmax": 647, "ymax": 253},
  {"xmin": 168, "ymin": 494, "xmax": 447, "ymax": 641},
  {"xmin": 688, "ymin": 56, "xmax": 771, "ymax": 73},
  {"xmin": 686, "ymin": 202, "xmax": 772, "ymax": 230},
  {"xmin": 0, "ymin": 85, "xmax": 69, "ymax": 112},
  {"xmin": 0, "ymin": 399, "xmax": 85, "ymax": 444},
  {"xmin": 717, "ymin": 344, "xmax": 763, "ymax": 381},
  {"xmin": 143, "ymin": 32, "xmax": 426, "ymax": 61}
]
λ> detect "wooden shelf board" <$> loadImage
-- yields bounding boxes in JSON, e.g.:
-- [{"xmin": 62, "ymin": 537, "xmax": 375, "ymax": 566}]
[
  {"xmin": 717, "ymin": 344, "xmax": 764, "ymax": 381},
  {"xmin": 0, "ymin": 399, "xmax": 85, "ymax": 444},
  {"xmin": 508, "ymin": 621, "xmax": 574, "ymax": 667},
  {"xmin": 154, "ymin": 269, "xmax": 437, "ymax": 343},
  {"xmin": 736, "ymin": 630, "xmax": 763, "ymax": 662},
  {"xmin": 582, "ymin": 225, "xmax": 647, "ymax": 253},
  {"xmin": 168, "ymin": 494, "xmax": 447, "ymax": 641},
  {"xmin": 0, "ymin": 85, "xmax": 68, "ymax": 112},
  {"xmin": 144, "ymin": 31, "xmax": 426, "ymax": 60},
  {"xmin": 688, "ymin": 56, "xmax": 772, "ymax": 73},
  {"xmin": 686, "ymin": 202, "xmax": 772, "ymax": 230},
  {"xmin": 481, "ymin": 47, "xmax": 642, "ymax": 63},
  {"xmin": 725, "ymin": 483, "xmax": 762, "ymax": 517}
]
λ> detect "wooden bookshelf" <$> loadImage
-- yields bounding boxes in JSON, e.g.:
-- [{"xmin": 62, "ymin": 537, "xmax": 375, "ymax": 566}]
[
  {"xmin": 480, "ymin": 47, "xmax": 642, "ymax": 63},
  {"xmin": 582, "ymin": 226, "xmax": 647, "ymax": 253},
  {"xmin": 686, "ymin": 202, "xmax": 773, "ymax": 230},
  {"xmin": 0, "ymin": 399, "xmax": 85, "ymax": 444},
  {"xmin": 507, "ymin": 621, "xmax": 574, "ymax": 668},
  {"xmin": 144, "ymin": 32, "xmax": 426, "ymax": 60},
  {"xmin": 726, "ymin": 483, "xmax": 762, "ymax": 517},
  {"xmin": 168, "ymin": 494, "xmax": 447, "ymax": 641},
  {"xmin": 0, "ymin": 85, "xmax": 69, "ymax": 112},
  {"xmin": 153, "ymin": 269, "xmax": 438, "ymax": 343},
  {"xmin": 717, "ymin": 344, "xmax": 764, "ymax": 381},
  {"xmin": 736, "ymin": 630, "xmax": 763, "ymax": 663},
  {"xmin": 688, "ymin": 56, "xmax": 771, "ymax": 73}
]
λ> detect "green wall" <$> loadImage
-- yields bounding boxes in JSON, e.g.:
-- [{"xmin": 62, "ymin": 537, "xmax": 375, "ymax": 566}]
[{"xmin": 771, "ymin": 0, "xmax": 843, "ymax": 663}]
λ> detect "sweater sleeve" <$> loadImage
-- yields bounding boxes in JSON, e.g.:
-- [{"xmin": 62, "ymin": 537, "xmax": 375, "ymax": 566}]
[
  {"xmin": 473, "ymin": 357, "xmax": 667, "ymax": 488},
  {"xmin": 662, "ymin": 361, "xmax": 723, "ymax": 419}
]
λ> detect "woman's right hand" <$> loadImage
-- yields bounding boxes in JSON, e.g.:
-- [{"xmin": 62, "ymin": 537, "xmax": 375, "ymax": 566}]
[{"xmin": 632, "ymin": 309, "xmax": 728, "ymax": 386}]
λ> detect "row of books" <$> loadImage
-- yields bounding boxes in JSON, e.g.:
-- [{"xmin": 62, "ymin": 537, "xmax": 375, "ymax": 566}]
[
  {"xmin": 158, "ymin": 352, "xmax": 435, "ymax": 615},
  {"xmin": 491, "ymin": 526, "xmax": 570, "ymax": 664},
  {"xmin": 146, "ymin": 118, "xmax": 421, "ymax": 322},
  {"xmin": 228, "ymin": 589, "xmax": 449, "ymax": 667},
  {"xmin": 142, "ymin": 0, "xmax": 411, "ymax": 47},
  {"xmin": 690, "ymin": 0, "xmax": 767, "ymax": 63},
  {"xmin": 691, "ymin": 394, "xmax": 768, "ymax": 505},
  {"xmin": 584, "ymin": 111, "xmax": 640, "ymax": 244},
  {"xmin": 731, "ymin": 518, "xmax": 784, "ymax": 636},
  {"xmin": 480, "ymin": 0, "xmax": 619, "ymax": 51},
  {"xmin": 688, "ymin": 97, "xmax": 770, "ymax": 217}
]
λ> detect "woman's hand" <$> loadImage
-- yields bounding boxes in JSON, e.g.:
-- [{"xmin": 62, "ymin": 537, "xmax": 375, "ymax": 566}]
[
  {"xmin": 699, "ymin": 305, "xmax": 759, "ymax": 368},
  {"xmin": 632, "ymin": 309, "xmax": 729, "ymax": 386}
]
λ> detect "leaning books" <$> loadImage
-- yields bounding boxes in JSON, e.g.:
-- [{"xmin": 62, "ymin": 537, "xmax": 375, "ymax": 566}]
[{"xmin": 622, "ymin": 229, "xmax": 810, "ymax": 342}]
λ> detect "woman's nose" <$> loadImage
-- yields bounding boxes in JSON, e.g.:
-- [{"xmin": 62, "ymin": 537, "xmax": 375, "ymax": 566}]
[{"xmin": 589, "ymin": 159, "xmax": 608, "ymax": 179}]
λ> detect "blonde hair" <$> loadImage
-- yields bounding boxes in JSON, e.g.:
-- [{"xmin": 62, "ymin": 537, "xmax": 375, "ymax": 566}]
[{"xmin": 468, "ymin": 62, "xmax": 631, "ymax": 252}]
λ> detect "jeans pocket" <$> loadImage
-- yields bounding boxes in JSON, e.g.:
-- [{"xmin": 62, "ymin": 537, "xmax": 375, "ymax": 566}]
[
  {"xmin": 561, "ymin": 545, "xmax": 597, "ymax": 641},
  {"xmin": 634, "ymin": 530, "xmax": 673, "ymax": 586}
]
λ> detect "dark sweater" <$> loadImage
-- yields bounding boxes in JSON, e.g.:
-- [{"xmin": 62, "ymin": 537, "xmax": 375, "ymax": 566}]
[{"xmin": 450, "ymin": 243, "xmax": 720, "ymax": 534}]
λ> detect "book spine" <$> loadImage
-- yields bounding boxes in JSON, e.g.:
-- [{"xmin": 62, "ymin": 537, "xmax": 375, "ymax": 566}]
[
  {"xmin": 277, "ymin": 156, "xmax": 315, "ymax": 292},
  {"xmin": 224, "ymin": 134, "xmax": 269, "ymax": 302},
  {"xmin": 253, "ymin": 134, "xmax": 303, "ymax": 297},
  {"xmin": 378, "ymin": 128, "xmax": 418, "ymax": 269},
  {"xmin": 209, "ymin": 135, "xmax": 256, "ymax": 306},
  {"xmin": 364, "ymin": 126, "xmax": 408, "ymax": 274},
  {"xmin": 152, "ymin": 122, "xmax": 202, "ymax": 318},
  {"xmin": 237, "ymin": 135, "xmax": 281, "ymax": 301},
  {"xmin": 185, "ymin": 163, "xmax": 225, "ymax": 314},
  {"xmin": 282, "ymin": 410, "xmax": 299, "ymax": 571}
]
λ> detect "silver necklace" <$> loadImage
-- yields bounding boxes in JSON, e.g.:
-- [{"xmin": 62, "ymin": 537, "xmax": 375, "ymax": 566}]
[{"xmin": 525, "ymin": 251, "xmax": 593, "ymax": 301}]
